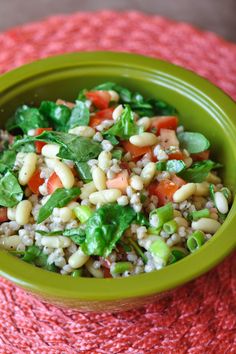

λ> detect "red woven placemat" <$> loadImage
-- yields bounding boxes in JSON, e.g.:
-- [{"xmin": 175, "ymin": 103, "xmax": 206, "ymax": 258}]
[{"xmin": 0, "ymin": 10, "xmax": 236, "ymax": 354}]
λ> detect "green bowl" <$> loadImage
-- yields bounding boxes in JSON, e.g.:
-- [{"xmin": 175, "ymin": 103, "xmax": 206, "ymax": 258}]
[{"xmin": 0, "ymin": 52, "xmax": 236, "ymax": 312}]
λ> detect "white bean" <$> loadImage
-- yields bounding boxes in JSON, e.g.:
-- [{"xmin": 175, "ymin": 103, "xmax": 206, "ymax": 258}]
[
  {"xmin": 7, "ymin": 207, "xmax": 16, "ymax": 221},
  {"xmin": 129, "ymin": 132, "xmax": 158, "ymax": 147},
  {"xmin": 69, "ymin": 126, "xmax": 95, "ymax": 138},
  {"xmin": 136, "ymin": 117, "xmax": 151, "ymax": 131},
  {"xmin": 41, "ymin": 144, "xmax": 60, "ymax": 158},
  {"xmin": 173, "ymin": 183, "xmax": 196, "ymax": 203},
  {"xmin": 191, "ymin": 218, "xmax": 221, "ymax": 233},
  {"xmin": 41, "ymin": 236, "xmax": 71, "ymax": 248},
  {"xmin": 108, "ymin": 90, "xmax": 119, "ymax": 102},
  {"xmin": 206, "ymin": 172, "xmax": 221, "ymax": 184},
  {"xmin": 54, "ymin": 160, "xmax": 75, "ymax": 189},
  {"xmin": 92, "ymin": 166, "xmax": 107, "ymax": 191},
  {"xmin": 68, "ymin": 248, "xmax": 90, "ymax": 268},
  {"xmin": 15, "ymin": 200, "xmax": 32, "ymax": 225},
  {"xmin": 140, "ymin": 162, "xmax": 156, "ymax": 186},
  {"xmin": 194, "ymin": 182, "xmax": 209, "ymax": 197},
  {"xmin": 80, "ymin": 182, "xmax": 97, "ymax": 200},
  {"xmin": 59, "ymin": 207, "xmax": 73, "ymax": 222},
  {"xmin": 0, "ymin": 235, "xmax": 21, "ymax": 250},
  {"xmin": 214, "ymin": 192, "xmax": 229, "ymax": 214},
  {"xmin": 174, "ymin": 217, "xmax": 189, "ymax": 228},
  {"xmin": 112, "ymin": 104, "xmax": 123, "ymax": 120},
  {"xmin": 130, "ymin": 175, "xmax": 144, "ymax": 191},
  {"xmin": 89, "ymin": 189, "xmax": 121, "ymax": 205},
  {"xmin": 18, "ymin": 153, "xmax": 37, "ymax": 186},
  {"xmin": 85, "ymin": 259, "xmax": 104, "ymax": 278},
  {"xmin": 98, "ymin": 151, "xmax": 112, "ymax": 171}
]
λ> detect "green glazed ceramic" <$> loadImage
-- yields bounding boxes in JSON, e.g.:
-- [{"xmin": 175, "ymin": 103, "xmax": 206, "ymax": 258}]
[{"xmin": 0, "ymin": 52, "xmax": 236, "ymax": 312}]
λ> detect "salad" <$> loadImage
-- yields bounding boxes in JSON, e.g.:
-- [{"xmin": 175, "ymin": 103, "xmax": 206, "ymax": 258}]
[{"xmin": 0, "ymin": 82, "xmax": 231, "ymax": 278}]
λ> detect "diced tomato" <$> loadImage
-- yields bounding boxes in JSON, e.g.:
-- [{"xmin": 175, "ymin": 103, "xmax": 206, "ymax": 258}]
[
  {"xmin": 168, "ymin": 150, "xmax": 185, "ymax": 160},
  {"xmin": 0, "ymin": 208, "xmax": 8, "ymax": 223},
  {"xmin": 47, "ymin": 172, "xmax": 63, "ymax": 194},
  {"xmin": 34, "ymin": 127, "xmax": 53, "ymax": 154},
  {"xmin": 148, "ymin": 180, "xmax": 179, "ymax": 206},
  {"xmin": 89, "ymin": 108, "xmax": 114, "ymax": 129},
  {"xmin": 149, "ymin": 116, "xmax": 178, "ymax": 135},
  {"xmin": 103, "ymin": 267, "xmax": 112, "ymax": 278},
  {"xmin": 191, "ymin": 150, "xmax": 210, "ymax": 161},
  {"xmin": 171, "ymin": 175, "xmax": 186, "ymax": 187},
  {"xmin": 106, "ymin": 170, "xmax": 129, "ymax": 194},
  {"xmin": 119, "ymin": 162, "xmax": 131, "ymax": 174},
  {"xmin": 99, "ymin": 257, "xmax": 111, "ymax": 269},
  {"xmin": 85, "ymin": 91, "xmax": 111, "ymax": 110},
  {"xmin": 28, "ymin": 169, "xmax": 44, "ymax": 194},
  {"xmin": 56, "ymin": 99, "xmax": 75, "ymax": 109},
  {"xmin": 159, "ymin": 129, "xmax": 179, "ymax": 150},
  {"xmin": 121, "ymin": 141, "xmax": 152, "ymax": 159}
]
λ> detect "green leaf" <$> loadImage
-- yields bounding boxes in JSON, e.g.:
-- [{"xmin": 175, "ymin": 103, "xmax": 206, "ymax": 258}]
[
  {"xmin": 22, "ymin": 245, "xmax": 41, "ymax": 262},
  {"xmin": 37, "ymin": 187, "xmax": 81, "ymax": 223},
  {"xmin": 0, "ymin": 150, "xmax": 16, "ymax": 173},
  {"xmin": 39, "ymin": 101, "xmax": 71, "ymax": 130},
  {"xmin": 66, "ymin": 101, "xmax": 90, "ymax": 130},
  {"xmin": 81, "ymin": 204, "xmax": 136, "ymax": 257},
  {"xmin": 135, "ymin": 212, "xmax": 149, "ymax": 227},
  {"xmin": 75, "ymin": 162, "xmax": 92, "ymax": 182},
  {"xmin": 179, "ymin": 160, "xmax": 222, "ymax": 183},
  {"xmin": 178, "ymin": 132, "xmax": 210, "ymax": 154},
  {"xmin": 36, "ymin": 227, "xmax": 86, "ymax": 245},
  {"xmin": 156, "ymin": 160, "xmax": 186, "ymax": 173},
  {"xmin": 102, "ymin": 134, "xmax": 119, "ymax": 145},
  {"xmin": 0, "ymin": 171, "xmax": 23, "ymax": 207},
  {"xmin": 6, "ymin": 105, "xmax": 49, "ymax": 133},
  {"xmin": 13, "ymin": 135, "xmax": 36, "ymax": 153}
]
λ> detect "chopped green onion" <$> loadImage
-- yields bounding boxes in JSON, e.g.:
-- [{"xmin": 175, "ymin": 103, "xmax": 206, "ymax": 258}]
[
  {"xmin": 71, "ymin": 269, "xmax": 83, "ymax": 277},
  {"xmin": 150, "ymin": 203, "xmax": 174, "ymax": 229},
  {"xmin": 188, "ymin": 208, "xmax": 210, "ymax": 221},
  {"xmin": 148, "ymin": 227, "xmax": 161, "ymax": 235},
  {"xmin": 73, "ymin": 205, "xmax": 93, "ymax": 223},
  {"xmin": 128, "ymin": 238, "xmax": 148, "ymax": 264},
  {"xmin": 149, "ymin": 237, "xmax": 171, "ymax": 265},
  {"xmin": 118, "ymin": 240, "xmax": 132, "ymax": 252},
  {"xmin": 209, "ymin": 183, "xmax": 215, "ymax": 202},
  {"xmin": 112, "ymin": 149, "xmax": 123, "ymax": 160},
  {"xmin": 169, "ymin": 247, "xmax": 188, "ymax": 264},
  {"xmin": 187, "ymin": 230, "xmax": 205, "ymax": 252},
  {"xmin": 163, "ymin": 219, "xmax": 178, "ymax": 234},
  {"xmin": 22, "ymin": 245, "xmax": 41, "ymax": 263},
  {"xmin": 111, "ymin": 262, "xmax": 133, "ymax": 275},
  {"xmin": 220, "ymin": 187, "xmax": 231, "ymax": 202}
]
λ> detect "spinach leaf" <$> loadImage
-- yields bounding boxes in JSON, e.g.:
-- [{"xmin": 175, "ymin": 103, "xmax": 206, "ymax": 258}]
[
  {"xmin": 39, "ymin": 101, "xmax": 71, "ymax": 130},
  {"xmin": 0, "ymin": 171, "xmax": 23, "ymax": 207},
  {"xmin": 135, "ymin": 212, "xmax": 149, "ymax": 227},
  {"xmin": 37, "ymin": 187, "xmax": 81, "ymax": 223},
  {"xmin": 0, "ymin": 150, "xmax": 16, "ymax": 173},
  {"xmin": 105, "ymin": 105, "xmax": 141, "ymax": 140},
  {"xmin": 178, "ymin": 132, "xmax": 210, "ymax": 154},
  {"xmin": 13, "ymin": 135, "xmax": 35, "ymax": 153},
  {"xmin": 21, "ymin": 245, "xmax": 58, "ymax": 272},
  {"xmin": 102, "ymin": 134, "xmax": 119, "ymax": 145},
  {"xmin": 36, "ymin": 227, "xmax": 86, "ymax": 245},
  {"xmin": 156, "ymin": 160, "xmax": 186, "ymax": 173},
  {"xmin": 148, "ymin": 98, "xmax": 177, "ymax": 116},
  {"xmin": 66, "ymin": 101, "xmax": 90, "ymax": 130},
  {"xmin": 178, "ymin": 160, "xmax": 222, "ymax": 183},
  {"xmin": 76, "ymin": 162, "xmax": 92, "ymax": 182},
  {"xmin": 81, "ymin": 204, "xmax": 136, "ymax": 257},
  {"xmin": 6, "ymin": 105, "xmax": 49, "ymax": 134},
  {"xmin": 22, "ymin": 245, "xmax": 41, "ymax": 262}
]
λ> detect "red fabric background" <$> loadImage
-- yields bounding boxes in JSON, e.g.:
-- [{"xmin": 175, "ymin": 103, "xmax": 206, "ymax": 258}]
[{"xmin": 0, "ymin": 10, "xmax": 236, "ymax": 353}]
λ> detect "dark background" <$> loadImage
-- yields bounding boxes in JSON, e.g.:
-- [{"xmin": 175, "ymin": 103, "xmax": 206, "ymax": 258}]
[{"xmin": 0, "ymin": 0, "xmax": 235, "ymax": 42}]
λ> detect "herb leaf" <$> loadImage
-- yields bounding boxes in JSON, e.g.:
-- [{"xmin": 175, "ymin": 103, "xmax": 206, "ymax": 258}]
[
  {"xmin": 0, "ymin": 171, "xmax": 23, "ymax": 207},
  {"xmin": 76, "ymin": 162, "xmax": 92, "ymax": 182},
  {"xmin": 178, "ymin": 132, "xmax": 210, "ymax": 154},
  {"xmin": 66, "ymin": 101, "xmax": 90, "ymax": 130},
  {"xmin": 36, "ymin": 227, "xmax": 86, "ymax": 245},
  {"xmin": 37, "ymin": 187, "xmax": 81, "ymax": 223},
  {"xmin": 0, "ymin": 150, "xmax": 16, "ymax": 173},
  {"xmin": 178, "ymin": 160, "xmax": 222, "ymax": 183},
  {"xmin": 156, "ymin": 160, "xmax": 186, "ymax": 173},
  {"xmin": 81, "ymin": 204, "xmax": 136, "ymax": 257},
  {"xmin": 39, "ymin": 101, "xmax": 71, "ymax": 130}
]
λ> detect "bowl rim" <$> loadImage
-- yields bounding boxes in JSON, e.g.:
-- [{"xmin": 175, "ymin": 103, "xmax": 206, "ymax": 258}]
[{"xmin": 0, "ymin": 51, "xmax": 236, "ymax": 301}]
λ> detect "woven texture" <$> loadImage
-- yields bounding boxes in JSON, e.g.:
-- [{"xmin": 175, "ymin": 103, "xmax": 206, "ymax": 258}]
[{"xmin": 0, "ymin": 10, "xmax": 236, "ymax": 353}]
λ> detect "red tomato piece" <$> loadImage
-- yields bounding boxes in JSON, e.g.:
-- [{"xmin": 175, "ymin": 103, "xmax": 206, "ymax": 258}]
[
  {"xmin": 171, "ymin": 175, "xmax": 186, "ymax": 187},
  {"xmin": 149, "ymin": 116, "xmax": 178, "ymax": 135},
  {"xmin": 168, "ymin": 150, "xmax": 185, "ymax": 160},
  {"xmin": 34, "ymin": 127, "xmax": 53, "ymax": 154},
  {"xmin": 159, "ymin": 128, "xmax": 179, "ymax": 150},
  {"xmin": 89, "ymin": 108, "xmax": 114, "ymax": 129},
  {"xmin": 106, "ymin": 170, "xmax": 129, "ymax": 194},
  {"xmin": 148, "ymin": 180, "xmax": 179, "ymax": 206},
  {"xmin": 121, "ymin": 141, "xmax": 152, "ymax": 159},
  {"xmin": 0, "ymin": 208, "xmax": 8, "ymax": 223},
  {"xmin": 103, "ymin": 267, "xmax": 112, "ymax": 278},
  {"xmin": 191, "ymin": 150, "xmax": 210, "ymax": 161},
  {"xmin": 85, "ymin": 91, "xmax": 111, "ymax": 110},
  {"xmin": 47, "ymin": 172, "xmax": 63, "ymax": 194},
  {"xmin": 28, "ymin": 169, "xmax": 44, "ymax": 194}
]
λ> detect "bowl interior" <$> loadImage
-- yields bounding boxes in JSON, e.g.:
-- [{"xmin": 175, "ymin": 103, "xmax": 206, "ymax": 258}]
[{"xmin": 0, "ymin": 52, "xmax": 236, "ymax": 308}]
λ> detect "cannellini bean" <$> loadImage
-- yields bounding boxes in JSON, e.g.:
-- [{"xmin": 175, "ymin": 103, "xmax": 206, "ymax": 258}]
[
  {"xmin": 80, "ymin": 181, "xmax": 97, "ymax": 200},
  {"xmin": 89, "ymin": 189, "xmax": 121, "ymax": 205},
  {"xmin": 59, "ymin": 207, "xmax": 73, "ymax": 222},
  {"xmin": 108, "ymin": 90, "xmax": 119, "ymax": 102},
  {"xmin": 85, "ymin": 259, "xmax": 104, "ymax": 278},
  {"xmin": 194, "ymin": 182, "xmax": 209, "ymax": 197},
  {"xmin": 98, "ymin": 151, "xmax": 112, "ymax": 171},
  {"xmin": 54, "ymin": 160, "xmax": 75, "ymax": 189},
  {"xmin": 173, "ymin": 183, "xmax": 196, "ymax": 203},
  {"xmin": 0, "ymin": 235, "xmax": 21, "ymax": 250},
  {"xmin": 191, "ymin": 218, "xmax": 221, "ymax": 233},
  {"xmin": 206, "ymin": 172, "xmax": 221, "ymax": 184},
  {"xmin": 112, "ymin": 104, "xmax": 123, "ymax": 120},
  {"xmin": 214, "ymin": 191, "xmax": 229, "ymax": 214},
  {"xmin": 15, "ymin": 200, "xmax": 32, "ymax": 225},
  {"xmin": 18, "ymin": 153, "xmax": 37, "ymax": 186},
  {"xmin": 41, "ymin": 236, "xmax": 71, "ymax": 248},
  {"xmin": 174, "ymin": 217, "xmax": 189, "ymax": 228},
  {"xmin": 69, "ymin": 126, "xmax": 95, "ymax": 138},
  {"xmin": 92, "ymin": 166, "xmax": 106, "ymax": 191},
  {"xmin": 129, "ymin": 132, "xmax": 158, "ymax": 147},
  {"xmin": 130, "ymin": 175, "xmax": 144, "ymax": 191},
  {"xmin": 68, "ymin": 248, "xmax": 90, "ymax": 268},
  {"xmin": 45, "ymin": 157, "xmax": 58, "ymax": 169},
  {"xmin": 41, "ymin": 144, "xmax": 60, "ymax": 158},
  {"xmin": 7, "ymin": 207, "xmax": 16, "ymax": 221},
  {"xmin": 140, "ymin": 162, "xmax": 156, "ymax": 186},
  {"xmin": 136, "ymin": 117, "xmax": 151, "ymax": 131}
]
